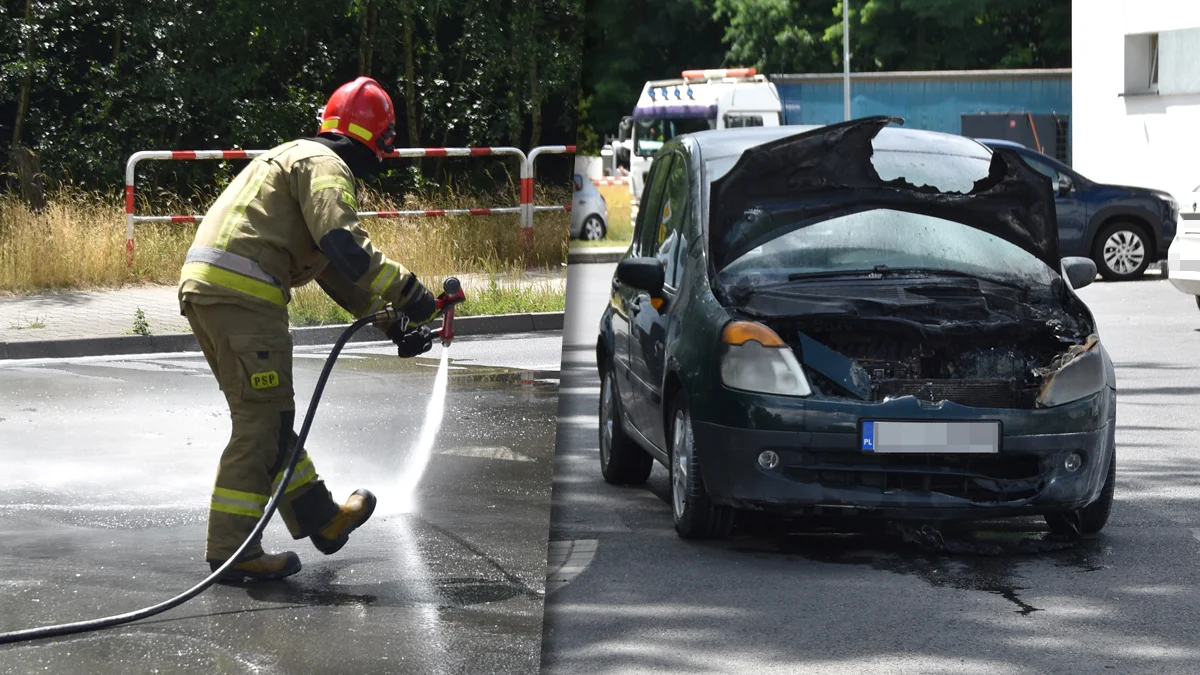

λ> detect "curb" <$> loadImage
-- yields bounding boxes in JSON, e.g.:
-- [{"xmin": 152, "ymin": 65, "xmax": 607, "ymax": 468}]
[
  {"xmin": 0, "ymin": 311, "xmax": 564, "ymax": 361},
  {"xmin": 567, "ymin": 247, "xmax": 625, "ymax": 264}
]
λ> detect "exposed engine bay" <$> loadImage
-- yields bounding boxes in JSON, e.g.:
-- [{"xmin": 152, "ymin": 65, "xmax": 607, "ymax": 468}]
[{"xmin": 761, "ymin": 316, "xmax": 1095, "ymax": 409}]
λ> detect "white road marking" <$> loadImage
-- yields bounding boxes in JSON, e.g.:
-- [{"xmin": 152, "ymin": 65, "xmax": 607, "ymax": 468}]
[
  {"xmin": 6, "ymin": 367, "xmax": 123, "ymax": 382},
  {"xmin": 546, "ymin": 539, "xmax": 598, "ymax": 592},
  {"xmin": 436, "ymin": 446, "xmax": 534, "ymax": 462}
]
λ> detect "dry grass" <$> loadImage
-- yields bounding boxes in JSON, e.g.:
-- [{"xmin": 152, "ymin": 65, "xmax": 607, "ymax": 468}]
[
  {"xmin": 288, "ymin": 271, "xmax": 567, "ymax": 326},
  {"xmin": 0, "ymin": 184, "xmax": 569, "ymax": 294}
]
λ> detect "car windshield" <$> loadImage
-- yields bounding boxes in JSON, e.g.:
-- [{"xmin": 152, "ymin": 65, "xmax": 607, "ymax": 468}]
[
  {"xmin": 635, "ymin": 118, "xmax": 713, "ymax": 157},
  {"xmin": 718, "ymin": 208, "xmax": 1059, "ymax": 287}
]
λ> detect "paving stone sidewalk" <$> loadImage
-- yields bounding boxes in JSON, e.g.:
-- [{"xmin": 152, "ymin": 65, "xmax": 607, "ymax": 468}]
[{"xmin": 0, "ymin": 270, "xmax": 566, "ymax": 344}]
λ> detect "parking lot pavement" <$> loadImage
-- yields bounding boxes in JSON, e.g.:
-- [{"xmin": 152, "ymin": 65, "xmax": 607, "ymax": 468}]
[
  {"xmin": 0, "ymin": 334, "xmax": 561, "ymax": 675},
  {"xmin": 542, "ymin": 266, "xmax": 1200, "ymax": 675}
]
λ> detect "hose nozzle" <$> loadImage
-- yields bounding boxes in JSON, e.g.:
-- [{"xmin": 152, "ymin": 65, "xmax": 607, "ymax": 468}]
[{"xmin": 435, "ymin": 276, "xmax": 466, "ymax": 346}]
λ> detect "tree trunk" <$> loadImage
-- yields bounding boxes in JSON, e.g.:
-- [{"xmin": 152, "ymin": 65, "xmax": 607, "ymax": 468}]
[
  {"xmin": 11, "ymin": 0, "xmax": 41, "ymax": 209},
  {"xmin": 529, "ymin": 50, "xmax": 542, "ymax": 149},
  {"xmin": 12, "ymin": 0, "xmax": 34, "ymax": 150},
  {"xmin": 401, "ymin": 1, "xmax": 421, "ymax": 174},
  {"xmin": 12, "ymin": 147, "xmax": 46, "ymax": 212},
  {"xmin": 358, "ymin": 0, "xmax": 377, "ymax": 76}
]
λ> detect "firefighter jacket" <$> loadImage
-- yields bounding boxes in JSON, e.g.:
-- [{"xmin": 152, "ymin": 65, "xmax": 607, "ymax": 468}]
[{"xmin": 179, "ymin": 139, "xmax": 423, "ymax": 324}]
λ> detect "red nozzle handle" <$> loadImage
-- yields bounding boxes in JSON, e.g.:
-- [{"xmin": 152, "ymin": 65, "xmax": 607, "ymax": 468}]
[{"xmin": 436, "ymin": 277, "xmax": 465, "ymax": 343}]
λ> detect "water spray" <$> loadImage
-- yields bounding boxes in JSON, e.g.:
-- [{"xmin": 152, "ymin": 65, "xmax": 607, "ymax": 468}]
[{"xmin": 394, "ymin": 277, "xmax": 464, "ymax": 513}]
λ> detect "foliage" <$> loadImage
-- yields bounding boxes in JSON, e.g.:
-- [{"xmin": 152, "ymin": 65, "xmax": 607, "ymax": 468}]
[
  {"xmin": 580, "ymin": 0, "xmax": 1069, "ymax": 139},
  {"xmin": 0, "ymin": 0, "xmax": 583, "ymax": 197}
]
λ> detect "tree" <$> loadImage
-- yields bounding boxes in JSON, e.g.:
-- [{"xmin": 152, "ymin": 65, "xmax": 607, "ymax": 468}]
[
  {"xmin": 0, "ymin": 0, "xmax": 582, "ymax": 196},
  {"xmin": 576, "ymin": 0, "xmax": 727, "ymax": 152}
]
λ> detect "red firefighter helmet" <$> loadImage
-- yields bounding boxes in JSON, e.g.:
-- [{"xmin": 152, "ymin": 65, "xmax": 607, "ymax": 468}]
[{"xmin": 318, "ymin": 77, "xmax": 397, "ymax": 159}]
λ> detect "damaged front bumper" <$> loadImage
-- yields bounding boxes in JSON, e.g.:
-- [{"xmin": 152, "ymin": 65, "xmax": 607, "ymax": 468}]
[{"xmin": 692, "ymin": 392, "xmax": 1115, "ymax": 520}]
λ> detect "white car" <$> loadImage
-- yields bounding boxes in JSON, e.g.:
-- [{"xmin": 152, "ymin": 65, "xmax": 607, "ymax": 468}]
[
  {"xmin": 1168, "ymin": 183, "xmax": 1200, "ymax": 309},
  {"xmin": 569, "ymin": 174, "xmax": 608, "ymax": 241}
]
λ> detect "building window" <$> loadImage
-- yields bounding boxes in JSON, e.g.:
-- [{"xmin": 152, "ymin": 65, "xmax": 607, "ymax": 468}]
[
  {"xmin": 1124, "ymin": 32, "xmax": 1159, "ymax": 95},
  {"xmin": 1149, "ymin": 33, "xmax": 1159, "ymax": 90},
  {"xmin": 1125, "ymin": 28, "xmax": 1200, "ymax": 96}
]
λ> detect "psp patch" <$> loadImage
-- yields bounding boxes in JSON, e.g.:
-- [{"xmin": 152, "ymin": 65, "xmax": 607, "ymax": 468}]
[{"xmin": 250, "ymin": 371, "xmax": 280, "ymax": 390}]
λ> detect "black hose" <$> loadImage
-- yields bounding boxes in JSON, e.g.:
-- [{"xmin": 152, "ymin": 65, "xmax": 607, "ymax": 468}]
[{"xmin": 0, "ymin": 315, "xmax": 377, "ymax": 646}]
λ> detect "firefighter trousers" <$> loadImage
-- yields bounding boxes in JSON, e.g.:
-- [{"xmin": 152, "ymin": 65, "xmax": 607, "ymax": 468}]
[{"xmin": 182, "ymin": 300, "xmax": 340, "ymax": 562}]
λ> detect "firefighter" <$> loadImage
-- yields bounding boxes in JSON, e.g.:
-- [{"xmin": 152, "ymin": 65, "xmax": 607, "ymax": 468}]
[{"xmin": 179, "ymin": 77, "xmax": 437, "ymax": 582}]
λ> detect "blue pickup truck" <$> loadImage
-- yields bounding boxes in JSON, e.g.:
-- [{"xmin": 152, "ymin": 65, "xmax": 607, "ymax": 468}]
[{"xmin": 980, "ymin": 139, "xmax": 1178, "ymax": 281}]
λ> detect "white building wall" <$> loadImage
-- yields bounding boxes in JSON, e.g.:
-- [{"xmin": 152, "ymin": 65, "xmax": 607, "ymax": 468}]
[{"xmin": 1073, "ymin": 0, "xmax": 1200, "ymax": 199}]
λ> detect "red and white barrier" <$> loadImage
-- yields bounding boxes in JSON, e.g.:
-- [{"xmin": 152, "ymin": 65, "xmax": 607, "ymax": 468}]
[
  {"xmin": 591, "ymin": 177, "xmax": 629, "ymax": 185},
  {"xmin": 124, "ymin": 146, "xmax": 528, "ymax": 267},
  {"xmin": 522, "ymin": 145, "xmax": 576, "ymax": 244}
]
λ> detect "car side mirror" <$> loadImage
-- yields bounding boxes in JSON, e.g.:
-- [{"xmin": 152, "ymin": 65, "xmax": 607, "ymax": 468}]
[
  {"xmin": 1062, "ymin": 256, "xmax": 1097, "ymax": 289},
  {"xmin": 617, "ymin": 257, "xmax": 665, "ymax": 295},
  {"xmin": 1057, "ymin": 174, "xmax": 1073, "ymax": 196}
]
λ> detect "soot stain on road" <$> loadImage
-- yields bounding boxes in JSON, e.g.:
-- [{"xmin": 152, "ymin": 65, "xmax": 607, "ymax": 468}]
[{"xmin": 730, "ymin": 519, "xmax": 1113, "ymax": 616}]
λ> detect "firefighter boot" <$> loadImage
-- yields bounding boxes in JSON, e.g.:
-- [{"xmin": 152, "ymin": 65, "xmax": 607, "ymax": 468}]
[
  {"xmin": 208, "ymin": 551, "xmax": 302, "ymax": 583},
  {"xmin": 310, "ymin": 489, "xmax": 377, "ymax": 555}
]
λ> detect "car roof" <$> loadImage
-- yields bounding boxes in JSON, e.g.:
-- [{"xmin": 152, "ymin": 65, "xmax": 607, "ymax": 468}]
[{"xmin": 687, "ymin": 125, "xmax": 994, "ymax": 164}]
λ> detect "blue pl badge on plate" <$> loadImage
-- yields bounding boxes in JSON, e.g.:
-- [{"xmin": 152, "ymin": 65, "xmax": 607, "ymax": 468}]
[{"xmin": 861, "ymin": 421, "xmax": 875, "ymax": 451}]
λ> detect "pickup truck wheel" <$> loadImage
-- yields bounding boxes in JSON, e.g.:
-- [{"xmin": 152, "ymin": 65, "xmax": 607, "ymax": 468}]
[
  {"xmin": 1093, "ymin": 221, "xmax": 1151, "ymax": 280},
  {"xmin": 1046, "ymin": 448, "xmax": 1116, "ymax": 536},
  {"xmin": 669, "ymin": 393, "xmax": 734, "ymax": 539},
  {"xmin": 599, "ymin": 366, "xmax": 653, "ymax": 484}
]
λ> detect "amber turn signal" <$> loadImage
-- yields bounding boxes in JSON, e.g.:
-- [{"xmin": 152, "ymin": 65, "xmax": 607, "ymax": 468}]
[{"xmin": 721, "ymin": 321, "xmax": 786, "ymax": 347}]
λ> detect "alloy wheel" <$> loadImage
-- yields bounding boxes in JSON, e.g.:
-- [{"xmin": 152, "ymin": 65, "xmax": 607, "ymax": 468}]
[
  {"xmin": 672, "ymin": 410, "xmax": 690, "ymax": 519},
  {"xmin": 583, "ymin": 216, "xmax": 605, "ymax": 241},
  {"xmin": 1102, "ymin": 230, "xmax": 1146, "ymax": 276},
  {"xmin": 601, "ymin": 373, "xmax": 614, "ymax": 468}
]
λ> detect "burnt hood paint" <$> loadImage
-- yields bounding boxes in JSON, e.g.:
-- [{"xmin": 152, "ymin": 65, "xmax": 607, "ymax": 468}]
[{"xmin": 708, "ymin": 116, "xmax": 1062, "ymax": 271}]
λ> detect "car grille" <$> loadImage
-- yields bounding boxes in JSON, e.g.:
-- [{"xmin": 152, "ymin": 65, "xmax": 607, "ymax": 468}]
[
  {"xmin": 782, "ymin": 451, "xmax": 1043, "ymax": 503},
  {"xmin": 876, "ymin": 378, "xmax": 1018, "ymax": 408}
]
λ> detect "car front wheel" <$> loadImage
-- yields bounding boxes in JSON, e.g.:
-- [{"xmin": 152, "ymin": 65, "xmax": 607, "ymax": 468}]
[
  {"xmin": 1045, "ymin": 448, "xmax": 1116, "ymax": 536},
  {"xmin": 599, "ymin": 366, "xmax": 653, "ymax": 484},
  {"xmin": 669, "ymin": 393, "xmax": 734, "ymax": 539},
  {"xmin": 1093, "ymin": 222, "xmax": 1151, "ymax": 280}
]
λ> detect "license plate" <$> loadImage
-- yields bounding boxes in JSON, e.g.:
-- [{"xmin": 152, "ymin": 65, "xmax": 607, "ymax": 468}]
[{"xmin": 860, "ymin": 420, "xmax": 1000, "ymax": 454}]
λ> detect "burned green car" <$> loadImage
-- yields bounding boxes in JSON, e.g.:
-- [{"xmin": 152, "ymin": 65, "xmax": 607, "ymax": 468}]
[{"xmin": 596, "ymin": 117, "xmax": 1117, "ymax": 539}]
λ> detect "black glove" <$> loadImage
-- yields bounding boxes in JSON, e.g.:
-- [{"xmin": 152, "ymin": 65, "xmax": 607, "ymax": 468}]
[
  {"xmin": 388, "ymin": 323, "xmax": 434, "ymax": 358},
  {"xmin": 403, "ymin": 284, "xmax": 438, "ymax": 327}
]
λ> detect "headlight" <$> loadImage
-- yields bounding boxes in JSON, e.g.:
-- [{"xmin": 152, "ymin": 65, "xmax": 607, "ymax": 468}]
[
  {"xmin": 719, "ymin": 321, "xmax": 812, "ymax": 397},
  {"xmin": 1037, "ymin": 337, "xmax": 1106, "ymax": 407}
]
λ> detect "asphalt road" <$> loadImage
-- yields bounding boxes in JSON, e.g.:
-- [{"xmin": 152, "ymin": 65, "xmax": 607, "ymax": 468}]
[
  {"xmin": 542, "ymin": 263, "xmax": 1200, "ymax": 675},
  {"xmin": 0, "ymin": 333, "xmax": 562, "ymax": 675}
]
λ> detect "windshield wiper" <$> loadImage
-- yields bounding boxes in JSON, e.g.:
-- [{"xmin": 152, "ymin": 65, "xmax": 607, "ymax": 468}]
[
  {"xmin": 868, "ymin": 265, "xmax": 1027, "ymax": 291},
  {"xmin": 785, "ymin": 265, "xmax": 1026, "ymax": 291},
  {"xmin": 785, "ymin": 269, "xmax": 884, "ymax": 282}
]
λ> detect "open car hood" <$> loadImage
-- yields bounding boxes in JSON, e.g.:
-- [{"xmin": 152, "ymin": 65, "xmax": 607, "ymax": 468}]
[{"xmin": 708, "ymin": 116, "xmax": 1061, "ymax": 271}]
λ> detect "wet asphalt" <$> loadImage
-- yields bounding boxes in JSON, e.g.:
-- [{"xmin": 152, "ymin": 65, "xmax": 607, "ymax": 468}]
[
  {"xmin": 542, "ymin": 264, "xmax": 1200, "ymax": 675},
  {"xmin": 0, "ymin": 333, "xmax": 562, "ymax": 674}
]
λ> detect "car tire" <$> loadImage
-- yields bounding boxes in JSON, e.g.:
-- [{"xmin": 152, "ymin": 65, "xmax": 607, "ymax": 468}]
[
  {"xmin": 599, "ymin": 366, "xmax": 652, "ymax": 485},
  {"xmin": 581, "ymin": 215, "xmax": 606, "ymax": 241},
  {"xmin": 1045, "ymin": 448, "xmax": 1116, "ymax": 536},
  {"xmin": 668, "ymin": 393, "xmax": 734, "ymax": 539},
  {"xmin": 1092, "ymin": 221, "xmax": 1152, "ymax": 281}
]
